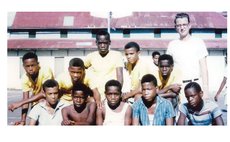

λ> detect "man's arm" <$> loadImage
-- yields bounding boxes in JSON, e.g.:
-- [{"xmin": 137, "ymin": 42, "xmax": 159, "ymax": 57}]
[
  {"xmin": 124, "ymin": 105, "xmax": 132, "ymax": 125},
  {"xmin": 116, "ymin": 67, "xmax": 123, "ymax": 86},
  {"xmin": 200, "ymin": 57, "xmax": 209, "ymax": 98},
  {"xmin": 214, "ymin": 76, "xmax": 227, "ymax": 101}
]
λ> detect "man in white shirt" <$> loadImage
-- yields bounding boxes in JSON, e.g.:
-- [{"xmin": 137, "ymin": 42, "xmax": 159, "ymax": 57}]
[{"xmin": 167, "ymin": 12, "xmax": 209, "ymax": 103}]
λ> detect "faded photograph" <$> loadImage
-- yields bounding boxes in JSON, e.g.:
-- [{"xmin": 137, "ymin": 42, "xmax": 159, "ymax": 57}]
[{"xmin": 7, "ymin": 12, "xmax": 227, "ymax": 126}]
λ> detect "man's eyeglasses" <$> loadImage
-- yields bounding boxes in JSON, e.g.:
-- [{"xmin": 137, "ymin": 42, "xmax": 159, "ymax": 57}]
[
  {"xmin": 175, "ymin": 23, "xmax": 189, "ymax": 28},
  {"xmin": 96, "ymin": 41, "xmax": 110, "ymax": 45}
]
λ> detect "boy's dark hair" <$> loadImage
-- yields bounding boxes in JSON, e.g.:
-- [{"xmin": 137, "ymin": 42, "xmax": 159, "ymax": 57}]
[
  {"xmin": 96, "ymin": 30, "xmax": 111, "ymax": 42},
  {"xmin": 124, "ymin": 41, "xmax": 140, "ymax": 52},
  {"xmin": 22, "ymin": 52, "xmax": 38, "ymax": 62},
  {"xmin": 152, "ymin": 51, "xmax": 160, "ymax": 58},
  {"xmin": 141, "ymin": 74, "xmax": 158, "ymax": 87},
  {"xmin": 69, "ymin": 58, "xmax": 85, "ymax": 69},
  {"xmin": 105, "ymin": 79, "xmax": 122, "ymax": 93},
  {"xmin": 158, "ymin": 54, "xmax": 174, "ymax": 66},
  {"xmin": 184, "ymin": 82, "xmax": 202, "ymax": 93},
  {"xmin": 174, "ymin": 12, "xmax": 190, "ymax": 24},
  {"xmin": 42, "ymin": 79, "xmax": 59, "ymax": 92},
  {"xmin": 72, "ymin": 82, "xmax": 93, "ymax": 98}
]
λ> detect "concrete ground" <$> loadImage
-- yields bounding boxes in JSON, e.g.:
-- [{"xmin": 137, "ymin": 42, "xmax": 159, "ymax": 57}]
[{"xmin": 7, "ymin": 89, "xmax": 227, "ymax": 125}]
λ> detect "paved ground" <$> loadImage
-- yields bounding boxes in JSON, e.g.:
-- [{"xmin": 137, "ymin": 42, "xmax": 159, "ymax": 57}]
[{"xmin": 7, "ymin": 89, "xmax": 227, "ymax": 125}]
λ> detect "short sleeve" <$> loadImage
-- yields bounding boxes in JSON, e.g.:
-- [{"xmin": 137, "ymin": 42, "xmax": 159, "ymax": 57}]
[
  {"xmin": 179, "ymin": 103, "xmax": 188, "ymax": 116},
  {"xmin": 165, "ymin": 100, "xmax": 176, "ymax": 118},
  {"xmin": 28, "ymin": 104, "xmax": 40, "ymax": 121},
  {"xmin": 21, "ymin": 74, "xmax": 31, "ymax": 92}
]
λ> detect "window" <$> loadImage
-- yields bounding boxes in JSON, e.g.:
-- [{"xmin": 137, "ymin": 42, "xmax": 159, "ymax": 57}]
[
  {"xmin": 60, "ymin": 30, "xmax": 68, "ymax": 38},
  {"xmin": 154, "ymin": 29, "xmax": 161, "ymax": 38},
  {"xmin": 29, "ymin": 30, "xmax": 36, "ymax": 38},
  {"xmin": 123, "ymin": 29, "xmax": 130, "ymax": 38},
  {"xmin": 92, "ymin": 29, "xmax": 99, "ymax": 38},
  {"xmin": 215, "ymin": 30, "xmax": 222, "ymax": 38}
]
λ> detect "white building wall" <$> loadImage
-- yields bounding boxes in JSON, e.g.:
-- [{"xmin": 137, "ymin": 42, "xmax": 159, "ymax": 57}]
[
  {"xmin": 36, "ymin": 32, "xmax": 60, "ymax": 39},
  {"xmin": 68, "ymin": 33, "xmax": 92, "ymax": 39},
  {"xmin": 8, "ymin": 57, "xmax": 21, "ymax": 89},
  {"xmin": 192, "ymin": 33, "xmax": 215, "ymax": 39}
]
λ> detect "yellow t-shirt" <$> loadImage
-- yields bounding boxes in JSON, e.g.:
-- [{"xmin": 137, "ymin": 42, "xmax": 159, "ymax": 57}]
[
  {"xmin": 56, "ymin": 71, "xmax": 96, "ymax": 103},
  {"xmin": 127, "ymin": 58, "xmax": 153, "ymax": 91},
  {"xmin": 155, "ymin": 67, "xmax": 183, "ymax": 90},
  {"xmin": 84, "ymin": 50, "xmax": 124, "ymax": 100},
  {"xmin": 21, "ymin": 66, "xmax": 54, "ymax": 95}
]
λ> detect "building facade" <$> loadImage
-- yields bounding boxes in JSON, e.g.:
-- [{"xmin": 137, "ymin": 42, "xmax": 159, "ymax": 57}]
[{"xmin": 7, "ymin": 12, "xmax": 227, "ymax": 94}]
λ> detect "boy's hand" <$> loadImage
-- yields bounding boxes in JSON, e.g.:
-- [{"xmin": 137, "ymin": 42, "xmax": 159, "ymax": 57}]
[
  {"xmin": 11, "ymin": 120, "xmax": 26, "ymax": 125},
  {"xmin": 8, "ymin": 102, "xmax": 22, "ymax": 112}
]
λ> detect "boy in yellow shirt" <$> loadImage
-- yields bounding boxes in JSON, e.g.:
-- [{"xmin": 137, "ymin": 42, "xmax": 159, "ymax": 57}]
[
  {"xmin": 84, "ymin": 30, "xmax": 124, "ymax": 101},
  {"xmin": 155, "ymin": 54, "xmax": 182, "ymax": 112},
  {"xmin": 122, "ymin": 42, "xmax": 153, "ymax": 102},
  {"xmin": 56, "ymin": 58, "xmax": 101, "ymax": 107},
  {"xmin": 8, "ymin": 52, "xmax": 54, "ymax": 125}
]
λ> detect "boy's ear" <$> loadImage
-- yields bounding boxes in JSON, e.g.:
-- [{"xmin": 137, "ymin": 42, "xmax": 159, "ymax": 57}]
[
  {"xmin": 156, "ymin": 86, "xmax": 159, "ymax": 93},
  {"xmin": 199, "ymin": 91, "xmax": 204, "ymax": 98}
]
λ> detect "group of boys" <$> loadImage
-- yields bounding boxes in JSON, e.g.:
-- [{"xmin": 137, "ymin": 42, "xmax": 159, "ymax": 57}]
[{"xmin": 8, "ymin": 12, "xmax": 225, "ymax": 126}]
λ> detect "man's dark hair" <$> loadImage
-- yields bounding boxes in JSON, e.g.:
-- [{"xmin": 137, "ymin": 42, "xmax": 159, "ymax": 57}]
[
  {"xmin": 69, "ymin": 58, "xmax": 85, "ymax": 69},
  {"xmin": 152, "ymin": 51, "xmax": 160, "ymax": 58},
  {"xmin": 124, "ymin": 41, "xmax": 140, "ymax": 52},
  {"xmin": 141, "ymin": 74, "xmax": 158, "ymax": 87},
  {"xmin": 72, "ymin": 82, "xmax": 93, "ymax": 98},
  {"xmin": 22, "ymin": 52, "xmax": 38, "ymax": 62},
  {"xmin": 174, "ymin": 12, "xmax": 190, "ymax": 24},
  {"xmin": 96, "ymin": 30, "xmax": 111, "ymax": 42},
  {"xmin": 43, "ymin": 79, "xmax": 59, "ymax": 92},
  {"xmin": 158, "ymin": 54, "xmax": 174, "ymax": 66},
  {"xmin": 105, "ymin": 79, "xmax": 122, "ymax": 93}
]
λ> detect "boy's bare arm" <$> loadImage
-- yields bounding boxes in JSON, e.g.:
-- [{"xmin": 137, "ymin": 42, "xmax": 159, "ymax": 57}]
[
  {"xmin": 61, "ymin": 106, "xmax": 73, "ymax": 125},
  {"xmin": 86, "ymin": 102, "xmax": 97, "ymax": 125},
  {"xmin": 96, "ymin": 105, "xmax": 104, "ymax": 125},
  {"xmin": 8, "ymin": 91, "xmax": 45, "ymax": 112},
  {"xmin": 116, "ymin": 67, "xmax": 123, "ymax": 86},
  {"xmin": 92, "ymin": 88, "xmax": 102, "ymax": 109},
  {"xmin": 214, "ymin": 115, "xmax": 224, "ymax": 125},
  {"xmin": 13, "ymin": 92, "xmax": 29, "ymax": 125},
  {"xmin": 124, "ymin": 105, "xmax": 132, "ymax": 125},
  {"xmin": 177, "ymin": 112, "xmax": 186, "ymax": 125}
]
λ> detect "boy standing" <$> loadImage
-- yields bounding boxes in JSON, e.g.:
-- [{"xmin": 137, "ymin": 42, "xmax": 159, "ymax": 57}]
[{"xmin": 84, "ymin": 30, "xmax": 124, "ymax": 101}]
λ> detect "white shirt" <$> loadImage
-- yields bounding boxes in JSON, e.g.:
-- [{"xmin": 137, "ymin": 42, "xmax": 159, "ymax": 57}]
[{"xmin": 167, "ymin": 36, "xmax": 208, "ymax": 80}]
